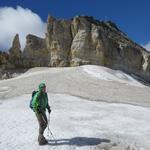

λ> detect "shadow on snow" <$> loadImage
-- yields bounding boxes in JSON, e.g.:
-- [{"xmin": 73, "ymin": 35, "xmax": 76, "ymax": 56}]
[{"xmin": 48, "ymin": 137, "xmax": 110, "ymax": 146}]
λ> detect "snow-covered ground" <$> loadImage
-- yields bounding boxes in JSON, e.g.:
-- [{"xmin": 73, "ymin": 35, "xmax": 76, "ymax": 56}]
[
  {"xmin": 82, "ymin": 65, "xmax": 144, "ymax": 87},
  {"xmin": 0, "ymin": 65, "xmax": 145, "ymax": 87},
  {"xmin": 0, "ymin": 94, "xmax": 150, "ymax": 150},
  {"xmin": 0, "ymin": 65, "xmax": 150, "ymax": 150},
  {"xmin": 0, "ymin": 65, "xmax": 150, "ymax": 106}
]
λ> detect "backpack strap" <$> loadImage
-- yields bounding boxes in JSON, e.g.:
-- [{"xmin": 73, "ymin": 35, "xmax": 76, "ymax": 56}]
[{"xmin": 38, "ymin": 92, "xmax": 42, "ymax": 109}]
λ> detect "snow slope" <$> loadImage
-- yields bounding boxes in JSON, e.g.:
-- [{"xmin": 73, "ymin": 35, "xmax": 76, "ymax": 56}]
[
  {"xmin": 2, "ymin": 65, "xmax": 144, "ymax": 87},
  {"xmin": 0, "ymin": 65, "xmax": 144, "ymax": 87},
  {"xmin": 0, "ymin": 94, "xmax": 150, "ymax": 150},
  {"xmin": 0, "ymin": 65, "xmax": 150, "ymax": 107},
  {"xmin": 0, "ymin": 65, "xmax": 150, "ymax": 150},
  {"xmin": 82, "ymin": 65, "xmax": 144, "ymax": 87}
]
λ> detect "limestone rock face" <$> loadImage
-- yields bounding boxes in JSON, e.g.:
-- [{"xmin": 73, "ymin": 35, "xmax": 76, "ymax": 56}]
[
  {"xmin": 70, "ymin": 17, "xmax": 105, "ymax": 66},
  {"xmin": 5, "ymin": 15, "xmax": 150, "ymax": 82},
  {"xmin": 70, "ymin": 17, "xmax": 144, "ymax": 73},
  {"xmin": 8, "ymin": 34, "xmax": 22, "ymax": 67},
  {"xmin": 45, "ymin": 16, "xmax": 150, "ymax": 81},
  {"xmin": 145, "ymin": 56, "xmax": 150, "ymax": 72},
  {"xmin": 23, "ymin": 34, "xmax": 48, "ymax": 67},
  {"xmin": 0, "ymin": 51, "xmax": 9, "ymax": 67},
  {"xmin": 141, "ymin": 53, "xmax": 150, "ymax": 81},
  {"xmin": 46, "ymin": 16, "xmax": 72, "ymax": 66}
]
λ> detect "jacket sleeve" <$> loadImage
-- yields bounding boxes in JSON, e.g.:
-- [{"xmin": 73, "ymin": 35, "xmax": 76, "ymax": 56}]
[{"xmin": 46, "ymin": 93, "xmax": 50, "ymax": 110}]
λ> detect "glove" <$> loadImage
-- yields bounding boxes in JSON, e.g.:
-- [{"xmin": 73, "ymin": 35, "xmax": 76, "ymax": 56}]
[{"xmin": 47, "ymin": 106, "xmax": 51, "ymax": 114}]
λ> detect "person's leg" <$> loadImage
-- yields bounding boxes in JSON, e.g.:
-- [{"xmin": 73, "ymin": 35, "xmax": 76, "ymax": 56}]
[
  {"xmin": 42, "ymin": 112, "xmax": 48, "ymax": 130},
  {"xmin": 36, "ymin": 112, "xmax": 48, "ymax": 145}
]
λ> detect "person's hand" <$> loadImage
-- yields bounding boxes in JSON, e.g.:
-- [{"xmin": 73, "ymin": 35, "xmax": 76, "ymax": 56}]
[{"xmin": 48, "ymin": 107, "xmax": 51, "ymax": 114}]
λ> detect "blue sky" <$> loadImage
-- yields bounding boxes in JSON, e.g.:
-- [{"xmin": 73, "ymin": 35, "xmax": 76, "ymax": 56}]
[{"xmin": 0, "ymin": 0, "xmax": 150, "ymax": 51}]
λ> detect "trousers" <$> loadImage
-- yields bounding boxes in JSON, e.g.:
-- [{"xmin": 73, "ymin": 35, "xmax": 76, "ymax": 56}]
[{"xmin": 35, "ymin": 111, "xmax": 48, "ymax": 144}]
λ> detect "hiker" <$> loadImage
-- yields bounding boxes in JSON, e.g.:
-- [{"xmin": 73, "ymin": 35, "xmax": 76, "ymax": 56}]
[{"xmin": 32, "ymin": 83, "xmax": 51, "ymax": 145}]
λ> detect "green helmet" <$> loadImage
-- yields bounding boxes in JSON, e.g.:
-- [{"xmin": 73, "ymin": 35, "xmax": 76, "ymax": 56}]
[{"xmin": 38, "ymin": 83, "xmax": 46, "ymax": 91}]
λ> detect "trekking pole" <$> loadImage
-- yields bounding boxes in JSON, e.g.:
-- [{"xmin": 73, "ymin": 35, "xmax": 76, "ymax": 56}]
[{"xmin": 47, "ymin": 113, "xmax": 57, "ymax": 143}]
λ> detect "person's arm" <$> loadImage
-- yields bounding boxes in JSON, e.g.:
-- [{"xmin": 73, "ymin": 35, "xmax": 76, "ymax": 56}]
[{"xmin": 46, "ymin": 93, "xmax": 51, "ymax": 113}]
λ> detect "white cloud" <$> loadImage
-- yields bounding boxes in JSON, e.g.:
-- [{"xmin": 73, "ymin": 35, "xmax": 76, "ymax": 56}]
[
  {"xmin": 143, "ymin": 41, "xmax": 150, "ymax": 52},
  {"xmin": 0, "ymin": 6, "xmax": 46, "ymax": 51}
]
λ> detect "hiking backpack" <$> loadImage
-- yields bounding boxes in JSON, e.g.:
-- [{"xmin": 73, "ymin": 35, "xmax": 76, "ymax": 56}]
[{"xmin": 29, "ymin": 91, "xmax": 38, "ymax": 109}]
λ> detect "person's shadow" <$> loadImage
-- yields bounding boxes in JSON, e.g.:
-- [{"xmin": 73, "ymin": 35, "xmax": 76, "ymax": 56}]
[{"xmin": 48, "ymin": 137, "xmax": 110, "ymax": 147}]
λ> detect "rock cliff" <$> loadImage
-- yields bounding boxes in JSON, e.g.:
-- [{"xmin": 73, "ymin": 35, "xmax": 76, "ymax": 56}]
[
  {"xmin": 8, "ymin": 34, "xmax": 22, "ymax": 67},
  {"xmin": 22, "ymin": 34, "xmax": 48, "ymax": 67},
  {"xmin": 45, "ymin": 15, "xmax": 150, "ymax": 82},
  {"xmin": 3, "ymin": 15, "xmax": 150, "ymax": 82}
]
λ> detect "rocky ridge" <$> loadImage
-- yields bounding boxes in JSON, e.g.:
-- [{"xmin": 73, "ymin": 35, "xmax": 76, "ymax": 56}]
[{"xmin": 1, "ymin": 15, "xmax": 150, "ymax": 82}]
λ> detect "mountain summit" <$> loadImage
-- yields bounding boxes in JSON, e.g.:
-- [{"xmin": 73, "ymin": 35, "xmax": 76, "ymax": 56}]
[{"xmin": 1, "ymin": 15, "xmax": 150, "ymax": 82}]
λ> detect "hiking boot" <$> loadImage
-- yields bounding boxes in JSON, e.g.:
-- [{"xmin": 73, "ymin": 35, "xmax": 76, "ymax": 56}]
[
  {"xmin": 39, "ymin": 139, "xmax": 48, "ymax": 145},
  {"xmin": 38, "ymin": 135, "xmax": 48, "ymax": 145}
]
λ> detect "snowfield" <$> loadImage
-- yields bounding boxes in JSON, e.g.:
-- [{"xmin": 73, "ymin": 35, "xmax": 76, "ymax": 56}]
[
  {"xmin": 0, "ymin": 65, "xmax": 150, "ymax": 150},
  {"xmin": 82, "ymin": 65, "xmax": 144, "ymax": 87},
  {"xmin": 0, "ymin": 94, "xmax": 150, "ymax": 150}
]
